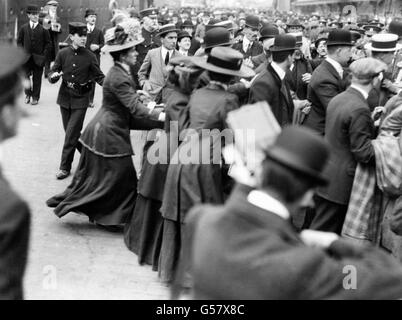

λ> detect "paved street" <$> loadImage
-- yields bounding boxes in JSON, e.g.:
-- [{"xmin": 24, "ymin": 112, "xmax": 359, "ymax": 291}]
[{"xmin": 2, "ymin": 53, "xmax": 169, "ymax": 300}]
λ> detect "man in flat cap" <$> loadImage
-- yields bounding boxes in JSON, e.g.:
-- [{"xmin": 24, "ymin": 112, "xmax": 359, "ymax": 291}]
[
  {"xmin": 0, "ymin": 44, "xmax": 31, "ymax": 300},
  {"xmin": 17, "ymin": 4, "xmax": 51, "ymax": 106},
  {"xmin": 85, "ymin": 9, "xmax": 105, "ymax": 108},
  {"xmin": 48, "ymin": 22, "xmax": 105, "ymax": 180},
  {"xmin": 174, "ymin": 125, "xmax": 402, "ymax": 300},
  {"xmin": 310, "ymin": 58, "xmax": 387, "ymax": 234},
  {"xmin": 131, "ymin": 8, "xmax": 161, "ymax": 88}
]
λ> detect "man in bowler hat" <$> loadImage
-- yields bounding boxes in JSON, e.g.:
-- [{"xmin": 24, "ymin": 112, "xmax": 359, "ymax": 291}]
[
  {"xmin": 85, "ymin": 9, "xmax": 105, "ymax": 108},
  {"xmin": 249, "ymin": 34, "xmax": 296, "ymax": 127},
  {"xmin": 232, "ymin": 15, "xmax": 263, "ymax": 59},
  {"xmin": 177, "ymin": 126, "xmax": 402, "ymax": 299},
  {"xmin": 49, "ymin": 22, "xmax": 104, "ymax": 180},
  {"xmin": 0, "ymin": 44, "xmax": 31, "ymax": 300},
  {"xmin": 17, "ymin": 4, "xmax": 51, "ymax": 106},
  {"xmin": 303, "ymin": 29, "xmax": 353, "ymax": 135}
]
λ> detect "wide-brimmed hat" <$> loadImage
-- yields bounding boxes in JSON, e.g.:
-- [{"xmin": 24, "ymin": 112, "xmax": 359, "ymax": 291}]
[
  {"xmin": 270, "ymin": 34, "xmax": 297, "ymax": 52},
  {"xmin": 191, "ymin": 47, "xmax": 255, "ymax": 78},
  {"xmin": 363, "ymin": 24, "xmax": 382, "ymax": 35},
  {"xmin": 102, "ymin": 21, "xmax": 144, "ymax": 53},
  {"xmin": 214, "ymin": 20, "xmax": 235, "ymax": 31},
  {"xmin": 69, "ymin": 22, "xmax": 87, "ymax": 36},
  {"xmin": 389, "ymin": 19, "xmax": 402, "ymax": 38},
  {"xmin": 205, "ymin": 18, "xmax": 222, "ymax": 32},
  {"xmin": 263, "ymin": 126, "xmax": 330, "ymax": 186},
  {"xmin": 85, "ymin": 9, "xmax": 97, "ymax": 18},
  {"xmin": 245, "ymin": 15, "xmax": 260, "ymax": 30},
  {"xmin": 259, "ymin": 25, "xmax": 279, "ymax": 41},
  {"xmin": 157, "ymin": 23, "xmax": 180, "ymax": 37},
  {"xmin": 204, "ymin": 27, "xmax": 233, "ymax": 49},
  {"xmin": 177, "ymin": 31, "xmax": 192, "ymax": 41},
  {"xmin": 26, "ymin": 4, "xmax": 40, "ymax": 14},
  {"xmin": 365, "ymin": 33, "xmax": 402, "ymax": 52},
  {"xmin": 0, "ymin": 44, "xmax": 28, "ymax": 104},
  {"xmin": 326, "ymin": 29, "xmax": 353, "ymax": 47}
]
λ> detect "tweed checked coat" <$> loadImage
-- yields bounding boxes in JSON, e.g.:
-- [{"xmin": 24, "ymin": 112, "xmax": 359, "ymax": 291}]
[
  {"xmin": 138, "ymin": 47, "xmax": 180, "ymax": 100},
  {"xmin": 184, "ymin": 190, "xmax": 402, "ymax": 299}
]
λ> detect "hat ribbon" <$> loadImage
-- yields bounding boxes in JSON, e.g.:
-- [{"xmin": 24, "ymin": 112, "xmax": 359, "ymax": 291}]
[{"xmin": 207, "ymin": 55, "xmax": 242, "ymax": 71}]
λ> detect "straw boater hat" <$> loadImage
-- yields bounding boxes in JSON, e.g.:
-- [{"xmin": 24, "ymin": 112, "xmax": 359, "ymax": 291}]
[
  {"xmin": 190, "ymin": 47, "xmax": 255, "ymax": 78},
  {"xmin": 365, "ymin": 33, "xmax": 402, "ymax": 52},
  {"xmin": 102, "ymin": 19, "xmax": 144, "ymax": 53}
]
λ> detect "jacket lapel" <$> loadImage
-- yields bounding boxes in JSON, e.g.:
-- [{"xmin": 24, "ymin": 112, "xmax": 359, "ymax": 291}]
[
  {"xmin": 269, "ymin": 63, "xmax": 291, "ymax": 105},
  {"xmin": 323, "ymin": 60, "xmax": 342, "ymax": 82}
]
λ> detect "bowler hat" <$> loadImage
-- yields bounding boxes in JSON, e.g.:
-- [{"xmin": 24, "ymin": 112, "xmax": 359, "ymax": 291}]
[
  {"xmin": 389, "ymin": 19, "xmax": 402, "ymax": 38},
  {"xmin": 214, "ymin": 20, "xmax": 235, "ymax": 31},
  {"xmin": 204, "ymin": 27, "xmax": 233, "ymax": 49},
  {"xmin": 263, "ymin": 126, "xmax": 330, "ymax": 185},
  {"xmin": 326, "ymin": 29, "xmax": 353, "ymax": 47},
  {"xmin": 314, "ymin": 37, "xmax": 327, "ymax": 49},
  {"xmin": 181, "ymin": 20, "xmax": 194, "ymax": 29},
  {"xmin": 245, "ymin": 15, "xmax": 260, "ymax": 30},
  {"xmin": 259, "ymin": 25, "xmax": 279, "ymax": 41},
  {"xmin": 363, "ymin": 24, "xmax": 382, "ymax": 34},
  {"xmin": 140, "ymin": 8, "xmax": 159, "ymax": 19},
  {"xmin": 286, "ymin": 19, "xmax": 304, "ymax": 30},
  {"xmin": 177, "ymin": 31, "xmax": 192, "ymax": 41},
  {"xmin": 0, "ymin": 45, "xmax": 28, "ymax": 104},
  {"xmin": 288, "ymin": 32, "xmax": 303, "ymax": 47},
  {"xmin": 190, "ymin": 47, "xmax": 255, "ymax": 78},
  {"xmin": 85, "ymin": 9, "xmax": 97, "ymax": 18},
  {"xmin": 270, "ymin": 34, "xmax": 297, "ymax": 52},
  {"xmin": 205, "ymin": 18, "xmax": 222, "ymax": 32},
  {"xmin": 69, "ymin": 22, "xmax": 87, "ymax": 36},
  {"xmin": 157, "ymin": 24, "xmax": 180, "ymax": 37},
  {"xmin": 366, "ymin": 33, "xmax": 402, "ymax": 52},
  {"xmin": 26, "ymin": 4, "xmax": 40, "ymax": 14}
]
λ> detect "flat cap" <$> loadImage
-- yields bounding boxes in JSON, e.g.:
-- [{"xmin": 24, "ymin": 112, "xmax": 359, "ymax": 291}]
[{"xmin": 349, "ymin": 57, "xmax": 387, "ymax": 80}]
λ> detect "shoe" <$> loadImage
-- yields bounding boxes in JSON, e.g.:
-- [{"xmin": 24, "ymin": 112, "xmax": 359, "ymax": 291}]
[
  {"xmin": 56, "ymin": 170, "xmax": 70, "ymax": 180},
  {"xmin": 31, "ymin": 99, "xmax": 38, "ymax": 105},
  {"xmin": 25, "ymin": 95, "xmax": 31, "ymax": 104}
]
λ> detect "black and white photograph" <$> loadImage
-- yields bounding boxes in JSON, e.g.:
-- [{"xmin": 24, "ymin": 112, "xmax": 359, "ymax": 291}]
[{"xmin": 1, "ymin": 0, "xmax": 402, "ymax": 305}]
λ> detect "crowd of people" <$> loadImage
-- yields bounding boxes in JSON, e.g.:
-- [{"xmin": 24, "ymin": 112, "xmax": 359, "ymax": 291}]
[{"xmin": 2, "ymin": 1, "xmax": 402, "ymax": 299}]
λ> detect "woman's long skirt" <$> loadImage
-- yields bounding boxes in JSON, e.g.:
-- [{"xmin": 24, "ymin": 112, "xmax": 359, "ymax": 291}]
[{"xmin": 47, "ymin": 147, "xmax": 138, "ymax": 226}]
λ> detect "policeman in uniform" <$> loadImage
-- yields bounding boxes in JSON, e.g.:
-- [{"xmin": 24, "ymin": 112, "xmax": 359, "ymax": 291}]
[
  {"xmin": 131, "ymin": 8, "xmax": 161, "ymax": 88},
  {"xmin": 49, "ymin": 22, "xmax": 104, "ymax": 180}
]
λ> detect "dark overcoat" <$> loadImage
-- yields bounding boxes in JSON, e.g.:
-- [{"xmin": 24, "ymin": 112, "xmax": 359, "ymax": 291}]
[
  {"xmin": 85, "ymin": 27, "xmax": 105, "ymax": 64},
  {"xmin": 17, "ymin": 23, "xmax": 51, "ymax": 67},
  {"xmin": 0, "ymin": 169, "xmax": 30, "ymax": 300},
  {"xmin": 184, "ymin": 190, "xmax": 402, "ymax": 299},
  {"xmin": 249, "ymin": 63, "xmax": 295, "ymax": 127},
  {"xmin": 317, "ymin": 87, "xmax": 376, "ymax": 205},
  {"xmin": 303, "ymin": 60, "xmax": 349, "ymax": 135},
  {"xmin": 232, "ymin": 40, "xmax": 263, "ymax": 59}
]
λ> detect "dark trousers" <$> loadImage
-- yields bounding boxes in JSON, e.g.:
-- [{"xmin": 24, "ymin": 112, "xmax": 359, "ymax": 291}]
[
  {"xmin": 24, "ymin": 56, "xmax": 44, "ymax": 100},
  {"xmin": 309, "ymin": 194, "xmax": 348, "ymax": 235},
  {"xmin": 89, "ymin": 82, "xmax": 95, "ymax": 104},
  {"xmin": 60, "ymin": 107, "xmax": 87, "ymax": 171}
]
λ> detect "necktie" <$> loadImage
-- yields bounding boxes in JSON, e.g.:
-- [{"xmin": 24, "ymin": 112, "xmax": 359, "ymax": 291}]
[{"xmin": 165, "ymin": 51, "xmax": 170, "ymax": 65}]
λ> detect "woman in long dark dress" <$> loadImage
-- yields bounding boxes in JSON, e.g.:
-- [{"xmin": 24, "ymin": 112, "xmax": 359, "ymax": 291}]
[
  {"xmin": 46, "ymin": 23, "xmax": 164, "ymax": 228},
  {"xmin": 158, "ymin": 47, "xmax": 255, "ymax": 283},
  {"xmin": 124, "ymin": 56, "xmax": 203, "ymax": 270}
]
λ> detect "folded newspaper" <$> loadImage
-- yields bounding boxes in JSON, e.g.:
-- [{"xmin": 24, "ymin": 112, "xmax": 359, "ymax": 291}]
[{"xmin": 226, "ymin": 101, "xmax": 281, "ymax": 175}]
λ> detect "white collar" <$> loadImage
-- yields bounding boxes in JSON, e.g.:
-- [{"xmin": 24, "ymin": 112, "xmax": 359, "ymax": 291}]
[
  {"xmin": 350, "ymin": 84, "xmax": 369, "ymax": 100},
  {"xmin": 271, "ymin": 62, "xmax": 286, "ymax": 80},
  {"xmin": 326, "ymin": 57, "xmax": 344, "ymax": 78},
  {"xmin": 87, "ymin": 24, "xmax": 94, "ymax": 32},
  {"xmin": 178, "ymin": 49, "xmax": 188, "ymax": 56},
  {"xmin": 161, "ymin": 46, "xmax": 173, "ymax": 58},
  {"xmin": 30, "ymin": 21, "xmax": 38, "ymax": 29},
  {"xmin": 247, "ymin": 190, "xmax": 290, "ymax": 220},
  {"xmin": 243, "ymin": 36, "xmax": 251, "ymax": 50}
]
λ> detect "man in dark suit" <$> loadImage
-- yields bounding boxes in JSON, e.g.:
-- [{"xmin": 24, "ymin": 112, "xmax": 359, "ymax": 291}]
[
  {"xmin": 85, "ymin": 9, "xmax": 105, "ymax": 108},
  {"xmin": 309, "ymin": 58, "xmax": 386, "ymax": 234},
  {"xmin": 232, "ymin": 15, "xmax": 263, "ymax": 59},
  {"xmin": 249, "ymin": 34, "xmax": 296, "ymax": 127},
  {"xmin": 17, "ymin": 4, "xmax": 51, "ymax": 106},
  {"xmin": 0, "ymin": 44, "xmax": 31, "ymax": 300},
  {"xmin": 303, "ymin": 29, "xmax": 353, "ymax": 135},
  {"xmin": 49, "ymin": 23, "xmax": 104, "ymax": 180},
  {"xmin": 176, "ymin": 126, "xmax": 402, "ymax": 300}
]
